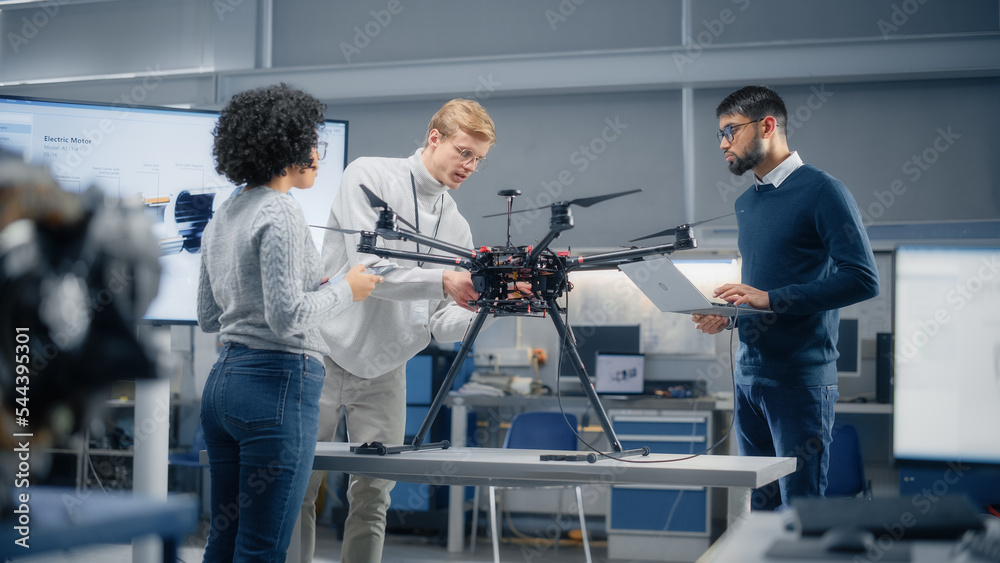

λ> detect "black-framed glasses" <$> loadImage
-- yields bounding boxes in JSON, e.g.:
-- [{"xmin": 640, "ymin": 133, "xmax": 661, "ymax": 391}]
[
  {"xmin": 717, "ymin": 118, "xmax": 763, "ymax": 143},
  {"xmin": 442, "ymin": 134, "xmax": 488, "ymax": 171},
  {"xmin": 315, "ymin": 141, "xmax": 328, "ymax": 161}
]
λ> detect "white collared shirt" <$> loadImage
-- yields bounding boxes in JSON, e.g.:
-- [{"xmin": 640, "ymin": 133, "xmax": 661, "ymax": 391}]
[{"xmin": 756, "ymin": 151, "xmax": 804, "ymax": 189}]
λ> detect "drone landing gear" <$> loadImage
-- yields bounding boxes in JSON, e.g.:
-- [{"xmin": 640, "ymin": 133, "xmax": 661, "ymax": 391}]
[
  {"xmin": 543, "ymin": 296, "xmax": 649, "ymax": 463},
  {"xmin": 351, "ymin": 300, "xmax": 648, "ymax": 464},
  {"xmin": 350, "ymin": 307, "xmax": 490, "ymax": 457}
]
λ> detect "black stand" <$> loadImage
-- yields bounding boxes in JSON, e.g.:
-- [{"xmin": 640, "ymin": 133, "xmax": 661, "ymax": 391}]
[
  {"xmin": 353, "ymin": 300, "xmax": 648, "ymax": 463},
  {"xmin": 351, "ymin": 307, "xmax": 489, "ymax": 456},
  {"xmin": 543, "ymin": 296, "xmax": 648, "ymax": 463}
]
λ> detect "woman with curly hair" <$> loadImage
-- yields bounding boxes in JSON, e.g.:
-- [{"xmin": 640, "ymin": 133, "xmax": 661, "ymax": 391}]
[{"xmin": 198, "ymin": 83, "xmax": 380, "ymax": 561}]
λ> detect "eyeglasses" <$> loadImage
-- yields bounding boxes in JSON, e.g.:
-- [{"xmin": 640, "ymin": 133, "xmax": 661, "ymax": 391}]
[
  {"xmin": 315, "ymin": 141, "xmax": 328, "ymax": 161},
  {"xmin": 717, "ymin": 119, "xmax": 763, "ymax": 143},
  {"xmin": 442, "ymin": 134, "xmax": 488, "ymax": 171}
]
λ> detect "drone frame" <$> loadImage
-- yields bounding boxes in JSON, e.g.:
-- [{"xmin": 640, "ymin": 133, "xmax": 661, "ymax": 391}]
[{"xmin": 337, "ymin": 186, "xmax": 700, "ymax": 462}]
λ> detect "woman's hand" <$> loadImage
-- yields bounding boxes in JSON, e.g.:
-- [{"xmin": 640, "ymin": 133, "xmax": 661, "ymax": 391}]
[{"xmin": 344, "ymin": 264, "xmax": 382, "ymax": 302}]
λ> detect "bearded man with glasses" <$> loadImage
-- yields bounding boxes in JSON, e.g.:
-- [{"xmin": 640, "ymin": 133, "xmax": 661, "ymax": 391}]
[
  {"xmin": 300, "ymin": 99, "xmax": 496, "ymax": 563},
  {"xmin": 691, "ymin": 85, "xmax": 879, "ymax": 511}
]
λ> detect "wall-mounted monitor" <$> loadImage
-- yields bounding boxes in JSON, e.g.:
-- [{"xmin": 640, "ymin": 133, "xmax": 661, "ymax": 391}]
[
  {"xmin": 893, "ymin": 245, "xmax": 1000, "ymax": 464},
  {"xmin": 0, "ymin": 95, "xmax": 348, "ymax": 324}
]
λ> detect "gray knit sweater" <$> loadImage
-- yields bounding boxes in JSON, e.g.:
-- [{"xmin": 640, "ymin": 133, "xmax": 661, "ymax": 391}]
[
  {"xmin": 320, "ymin": 149, "xmax": 482, "ymax": 378},
  {"xmin": 198, "ymin": 186, "xmax": 354, "ymax": 361}
]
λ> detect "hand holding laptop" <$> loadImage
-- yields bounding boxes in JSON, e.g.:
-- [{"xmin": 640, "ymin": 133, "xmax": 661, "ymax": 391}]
[
  {"xmin": 618, "ymin": 256, "xmax": 772, "ymax": 318},
  {"xmin": 691, "ymin": 314, "xmax": 729, "ymax": 334}
]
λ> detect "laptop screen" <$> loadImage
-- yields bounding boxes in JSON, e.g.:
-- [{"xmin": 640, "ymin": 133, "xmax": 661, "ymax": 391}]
[{"xmin": 594, "ymin": 353, "xmax": 645, "ymax": 394}]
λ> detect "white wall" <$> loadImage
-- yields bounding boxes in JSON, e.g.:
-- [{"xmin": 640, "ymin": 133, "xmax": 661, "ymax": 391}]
[{"xmin": 2, "ymin": 0, "xmax": 999, "ymax": 402}]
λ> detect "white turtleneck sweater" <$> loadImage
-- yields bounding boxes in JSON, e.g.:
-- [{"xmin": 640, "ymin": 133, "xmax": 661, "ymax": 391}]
[{"xmin": 319, "ymin": 149, "xmax": 480, "ymax": 377}]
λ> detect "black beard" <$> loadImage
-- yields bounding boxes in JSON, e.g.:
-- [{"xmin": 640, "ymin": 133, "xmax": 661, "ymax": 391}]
[{"xmin": 727, "ymin": 135, "xmax": 764, "ymax": 176}]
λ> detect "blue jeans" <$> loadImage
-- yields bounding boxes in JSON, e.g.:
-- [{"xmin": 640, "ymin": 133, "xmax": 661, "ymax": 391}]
[
  {"xmin": 200, "ymin": 343, "xmax": 324, "ymax": 562},
  {"xmin": 735, "ymin": 383, "xmax": 839, "ymax": 511}
]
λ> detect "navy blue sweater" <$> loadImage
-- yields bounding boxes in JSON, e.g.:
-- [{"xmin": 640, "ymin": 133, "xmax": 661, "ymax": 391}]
[{"xmin": 734, "ymin": 164, "xmax": 879, "ymax": 387}]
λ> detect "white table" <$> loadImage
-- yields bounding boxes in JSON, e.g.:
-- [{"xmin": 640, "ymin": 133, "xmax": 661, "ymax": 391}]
[
  {"xmin": 312, "ymin": 442, "xmax": 796, "ymax": 554},
  {"xmin": 203, "ymin": 443, "xmax": 794, "ymax": 558}
]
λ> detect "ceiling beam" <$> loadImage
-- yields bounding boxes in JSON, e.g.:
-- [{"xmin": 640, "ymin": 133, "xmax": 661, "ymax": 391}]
[
  {"xmin": 217, "ymin": 32, "xmax": 1000, "ymax": 103},
  {"xmin": 1, "ymin": 33, "xmax": 997, "ymax": 107}
]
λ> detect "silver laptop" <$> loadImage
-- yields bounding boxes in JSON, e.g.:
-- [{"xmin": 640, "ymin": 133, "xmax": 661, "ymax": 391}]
[{"xmin": 618, "ymin": 256, "xmax": 772, "ymax": 317}]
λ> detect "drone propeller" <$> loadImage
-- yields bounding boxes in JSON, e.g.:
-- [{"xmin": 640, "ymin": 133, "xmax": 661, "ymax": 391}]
[
  {"xmin": 309, "ymin": 225, "xmax": 367, "ymax": 236},
  {"xmin": 359, "ymin": 184, "xmax": 418, "ymax": 231},
  {"xmin": 482, "ymin": 188, "xmax": 642, "ymax": 218},
  {"xmin": 628, "ymin": 212, "xmax": 735, "ymax": 242}
]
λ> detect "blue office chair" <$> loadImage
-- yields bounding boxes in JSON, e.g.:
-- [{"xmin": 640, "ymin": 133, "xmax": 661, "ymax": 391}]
[
  {"xmin": 471, "ymin": 411, "xmax": 591, "ymax": 563},
  {"xmin": 826, "ymin": 421, "xmax": 871, "ymax": 499}
]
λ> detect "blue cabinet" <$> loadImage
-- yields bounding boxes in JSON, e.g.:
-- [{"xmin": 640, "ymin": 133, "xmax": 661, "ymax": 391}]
[{"xmin": 607, "ymin": 410, "xmax": 713, "ymax": 562}]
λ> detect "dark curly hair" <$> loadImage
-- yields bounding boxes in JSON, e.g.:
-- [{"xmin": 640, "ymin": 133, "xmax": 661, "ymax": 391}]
[{"xmin": 212, "ymin": 83, "xmax": 326, "ymax": 187}]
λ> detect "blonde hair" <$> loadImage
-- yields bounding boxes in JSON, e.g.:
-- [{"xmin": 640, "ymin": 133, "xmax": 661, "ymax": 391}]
[{"xmin": 424, "ymin": 99, "xmax": 496, "ymax": 147}]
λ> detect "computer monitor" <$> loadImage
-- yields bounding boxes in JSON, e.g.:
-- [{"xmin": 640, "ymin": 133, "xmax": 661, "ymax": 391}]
[
  {"xmin": 836, "ymin": 318, "xmax": 861, "ymax": 377},
  {"xmin": 594, "ymin": 352, "xmax": 645, "ymax": 394},
  {"xmin": 0, "ymin": 95, "xmax": 348, "ymax": 324},
  {"xmin": 558, "ymin": 324, "xmax": 641, "ymax": 389}
]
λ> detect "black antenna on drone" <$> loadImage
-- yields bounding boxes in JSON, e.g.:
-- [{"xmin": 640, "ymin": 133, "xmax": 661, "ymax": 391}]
[{"xmin": 497, "ymin": 189, "xmax": 521, "ymax": 249}]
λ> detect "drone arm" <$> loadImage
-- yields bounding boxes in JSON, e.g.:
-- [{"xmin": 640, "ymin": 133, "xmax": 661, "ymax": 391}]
[
  {"xmin": 565, "ymin": 238, "xmax": 698, "ymax": 271},
  {"xmin": 526, "ymin": 229, "xmax": 562, "ymax": 265},
  {"xmin": 376, "ymin": 227, "xmax": 479, "ymax": 260},
  {"xmin": 364, "ymin": 246, "xmax": 476, "ymax": 271}
]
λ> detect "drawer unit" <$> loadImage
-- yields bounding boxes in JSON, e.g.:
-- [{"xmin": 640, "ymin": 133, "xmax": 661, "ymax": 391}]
[
  {"xmin": 607, "ymin": 410, "xmax": 713, "ymax": 562},
  {"xmin": 609, "ymin": 484, "xmax": 708, "ymax": 533}
]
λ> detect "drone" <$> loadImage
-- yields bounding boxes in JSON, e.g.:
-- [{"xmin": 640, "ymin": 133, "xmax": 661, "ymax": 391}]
[{"xmin": 317, "ymin": 185, "xmax": 715, "ymax": 462}]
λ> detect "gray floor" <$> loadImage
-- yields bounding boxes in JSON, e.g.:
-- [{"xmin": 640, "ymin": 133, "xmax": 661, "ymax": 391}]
[{"xmin": 7, "ymin": 518, "xmax": 603, "ymax": 563}]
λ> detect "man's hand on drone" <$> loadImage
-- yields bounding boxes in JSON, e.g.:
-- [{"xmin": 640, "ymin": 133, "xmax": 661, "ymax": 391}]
[{"xmin": 443, "ymin": 270, "xmax": 479, "ymax": 311}]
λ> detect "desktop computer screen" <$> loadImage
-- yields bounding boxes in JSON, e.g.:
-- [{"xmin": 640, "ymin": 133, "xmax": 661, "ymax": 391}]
[{"xmin": 0, "ymin": 95, "xmax": 348, "ymax": 323}]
